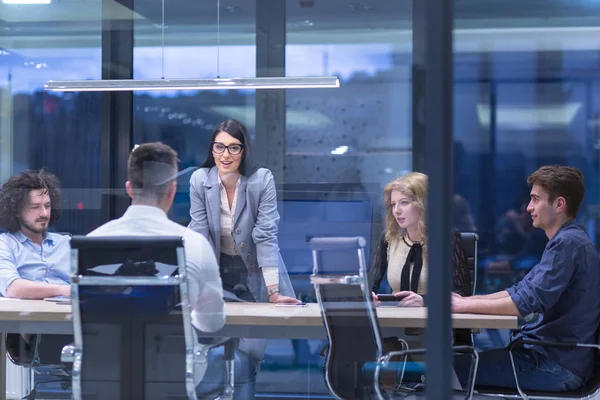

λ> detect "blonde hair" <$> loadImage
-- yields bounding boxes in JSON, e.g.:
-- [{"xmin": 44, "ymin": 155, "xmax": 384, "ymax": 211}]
[{"xmin": 383, "ymin": 172, "xmax": 428, "ymax": 251}]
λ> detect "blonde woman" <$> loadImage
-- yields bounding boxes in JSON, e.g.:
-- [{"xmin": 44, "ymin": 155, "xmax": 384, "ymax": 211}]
[{"xmin": 369, "ymin": 172, "xmax": 471, "ymax": 305}]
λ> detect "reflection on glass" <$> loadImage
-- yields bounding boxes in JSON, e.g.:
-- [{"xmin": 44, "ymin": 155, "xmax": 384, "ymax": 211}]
[
  {"xmin": 132, "ymin": 1, "xmax": 411, "ymax": 396},
  {"xmin": 452, "ymin": 2, "xmax": 600, "ymax": 360},
  {"xmin": 0, "ymin": 13, "xmax": 102, "ymax": 236}
]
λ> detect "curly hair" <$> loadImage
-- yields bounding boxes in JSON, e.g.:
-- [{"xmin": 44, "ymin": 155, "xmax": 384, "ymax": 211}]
[
  {"xmin": 383, "ymin": 172, "xmax": 428, "ymax": 252},
  {"xmin": 0, "ymin": 169, "xmax": 62, "ymax": 233}
]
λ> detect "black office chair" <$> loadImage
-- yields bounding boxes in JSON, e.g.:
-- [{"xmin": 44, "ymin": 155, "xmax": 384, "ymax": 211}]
[
  {"xmin": 473, "ymin": 329, "xmax": 600, "ymax": 400},
  {"xmin": 60, "ymin": 236, "xmax": 236, "ymax": 400},
  {"xmin": 308, "ymin": 236, "xmax": 479, "ymax": 400},
  {"xmin": 5, "ymin": 231, "xmax": 73, "ymax": 399},
  {"xmin": 457, "ymin": 232, "xmax": 480, "ymax": 346},
  {"xmin": 6, "ymin": 334, "xmax": 72, "ymax": 399},
  {"xmin": 385, "ymin": 232, "xmax": 479, "ymax": 398},
  {"xmin": 459, "ymin": 232, "xmax": 479, "ymax": 295}
]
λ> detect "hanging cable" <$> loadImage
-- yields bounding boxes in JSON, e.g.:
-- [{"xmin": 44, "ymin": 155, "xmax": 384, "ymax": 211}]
[
  {"xmin": 161, "ymin": 0, "xmax": 165, "ymax": 79},
  {"xmin": 216, "ymin": 0, "xmax": 221, "ymax": 78}
]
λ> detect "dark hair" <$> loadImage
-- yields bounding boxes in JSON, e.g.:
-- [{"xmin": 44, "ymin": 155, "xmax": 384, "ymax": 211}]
[
  {"xmin": 201, "ymin": 119, "xmax": 256, "ymax": 176},
  {"xmin": 128, "ymin": 142, "xmax": 179, "ymax": 203},
  {"xmin": 0, "ymin": 169, "xmax": 62, "ymax": 233},
  {"xmin": 527, "ymin": 165, "xmax": 585, "ymax": 218}
]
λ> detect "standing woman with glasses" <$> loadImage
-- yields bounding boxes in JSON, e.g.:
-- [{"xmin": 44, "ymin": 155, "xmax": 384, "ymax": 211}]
[{"xmin": 189, "ymin": 119, "xmax": 298, "ymax": 399}]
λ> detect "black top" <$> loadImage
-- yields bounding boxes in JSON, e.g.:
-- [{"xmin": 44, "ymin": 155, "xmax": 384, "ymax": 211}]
[{"xmin": 369, "ymin": 230, "xmax": 471, "ymax": 297}]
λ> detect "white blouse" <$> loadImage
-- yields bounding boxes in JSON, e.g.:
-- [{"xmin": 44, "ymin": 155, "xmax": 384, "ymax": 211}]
[
  {"xmin": 387, "ymin": 235, "xmax": 428, "ymax": 295},
  {"xmin": 219, "ymin": 176, "xmax": 279, "ymax": 288}
]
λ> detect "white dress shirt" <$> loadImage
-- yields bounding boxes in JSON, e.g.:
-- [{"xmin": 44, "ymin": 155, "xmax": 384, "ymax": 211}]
[
  {"xmin": 87, "ymin": 205, "xmax": 226, "ymax": 334},
  {"xmin": 219, "ymin": 176, "xmax": 279, "ymax": 288}
]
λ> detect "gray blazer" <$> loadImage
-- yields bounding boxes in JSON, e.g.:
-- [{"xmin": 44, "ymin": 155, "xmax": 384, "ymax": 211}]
[{"xmin": 188, "ymin": 166, "xmax": 296, "ymax": 303}]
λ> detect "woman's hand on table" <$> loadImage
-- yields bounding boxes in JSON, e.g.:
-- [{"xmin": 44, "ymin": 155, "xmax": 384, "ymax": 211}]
[
  {"xmin": 269, "ymin": 292, "xmax": 301, "ymax": 304},
  {"xmin": 395, "ymin": 291, "xmax": 424, "ymax": 307},
  {"xmin": 372, "ymin": 292, "xmax": 381, "ymax": 305}
]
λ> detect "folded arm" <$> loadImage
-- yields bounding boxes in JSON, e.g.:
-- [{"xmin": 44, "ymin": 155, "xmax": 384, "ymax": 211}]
[
  {"xmin": 6, "ymin": 279, "xmax": 70, "ymax": 299},
  {"xmin": 452, "ymin": 292, "xmax": 521, "ymax": 316},
  {"xmin": 467, "ymin": 290, "xmax": 511, "ymax": 301},
  {"xmin": 0, "ymin": 240, "xmax": 69, "ymax": 299}
]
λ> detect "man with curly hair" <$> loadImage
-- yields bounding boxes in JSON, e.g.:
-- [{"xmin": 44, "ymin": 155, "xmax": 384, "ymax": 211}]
[{"xmin": 0, "ymin": 169, "xmax": 70, "ymax": 299}]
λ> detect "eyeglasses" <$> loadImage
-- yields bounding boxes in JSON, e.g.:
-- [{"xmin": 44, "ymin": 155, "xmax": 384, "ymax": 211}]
[{"xmin": 212, "ymin": 142, "xmax": 244, "ymax": 155}]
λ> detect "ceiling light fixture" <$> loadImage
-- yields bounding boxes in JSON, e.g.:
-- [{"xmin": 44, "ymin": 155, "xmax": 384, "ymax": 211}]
[
  {"xmin": 43, "ymin": 0, "xmax": 339, "ymax": 93},
  {"xmin": 331, "ymin": 146, "xmax": 349, "ymax": 155},
  {"xmin": 44, "ymin": 76, "xmax": 340, "ymax": 92},
  {"xmin": 477, "ymin": 103, "xmax": 582, "ymax": 128}
]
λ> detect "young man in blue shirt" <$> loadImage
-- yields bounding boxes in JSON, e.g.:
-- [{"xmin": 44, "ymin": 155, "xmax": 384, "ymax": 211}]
[
  {"xmin": 454, "ymin": 165, "xmax": 600, "ymax": 392},
  {"xmin": 0, "ymin": 169, "xmax": 71, "ymax": 299}
]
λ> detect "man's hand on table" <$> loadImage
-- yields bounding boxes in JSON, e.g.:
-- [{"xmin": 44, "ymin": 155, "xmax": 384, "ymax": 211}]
[
  {"xmin": 59, "ymin": 285, "xmax": 71, "ymax": 297},
  {"xmin": 451, "ymin": 293, "xmax": 468, "ymax": 313}
]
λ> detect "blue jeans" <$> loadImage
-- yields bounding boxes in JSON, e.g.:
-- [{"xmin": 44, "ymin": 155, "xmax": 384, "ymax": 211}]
[
  {"xmin": 455, "ymin": 347, "xmax": 583, "ymax": 392},
  {"xmin": 196, "ymin": 347, "xmax": 260, "ymax": 400}
]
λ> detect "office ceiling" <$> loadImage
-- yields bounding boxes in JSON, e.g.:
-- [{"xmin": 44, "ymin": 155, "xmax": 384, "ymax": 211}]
[{"xmin": 1, "ymin": 0, "xmax": 600, "ymax": 49}]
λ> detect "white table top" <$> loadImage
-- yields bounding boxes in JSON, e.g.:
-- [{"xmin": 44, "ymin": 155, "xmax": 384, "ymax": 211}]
[{"xmin": 0, "ymin": 299, "xmax": 517, "ymax": 330}]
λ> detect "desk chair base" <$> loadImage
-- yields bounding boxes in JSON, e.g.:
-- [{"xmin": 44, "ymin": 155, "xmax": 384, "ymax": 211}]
[
  {"xmin": 196, "ymin": 337, "xmax": 239, "ymax": 400},
  {"xmin": 207, "ymin": 357, "xmax": 234, "ymax": 400}
]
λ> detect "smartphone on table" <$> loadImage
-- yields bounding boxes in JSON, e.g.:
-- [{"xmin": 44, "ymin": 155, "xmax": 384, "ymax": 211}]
[
  {"xmin": 275, "ymin": 302, "xmax": 309, "ymax": 307},
  {"xmin": 376, "ymin": 293, "xmax": 409, "ymax": 302}
]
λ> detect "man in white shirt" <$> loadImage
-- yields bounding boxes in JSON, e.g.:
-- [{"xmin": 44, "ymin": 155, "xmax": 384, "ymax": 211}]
[{"xmin": 88, "ymin": 142, "xmax": 226, "ymax": 337}]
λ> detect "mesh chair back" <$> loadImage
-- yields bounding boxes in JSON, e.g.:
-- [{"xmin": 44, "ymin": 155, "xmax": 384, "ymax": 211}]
[
  {"xmin": 309, "ymin": 237, "xmax": 383, "ymax": 400},
  {"xmin": 69, "ymin": 236, "xmax": 196, "ymax": 400}
]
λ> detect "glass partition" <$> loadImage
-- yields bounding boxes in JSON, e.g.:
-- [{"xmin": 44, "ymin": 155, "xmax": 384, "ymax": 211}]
[
  {"xmin": 132, "ymin": 0, "xmax": 412, "ymax": 397},
  {"xmin": 0, "ymin": 3, "xmax": 103, "ymax": 235},
  {"xmin": 453, "ymin": 0, "xmax": 600, "ymax": 351}
]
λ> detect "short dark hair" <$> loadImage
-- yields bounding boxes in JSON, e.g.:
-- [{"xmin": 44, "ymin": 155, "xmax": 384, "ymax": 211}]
[
  {"xmin": 201, "ymin": 119, "xmax": 256, "ymax": 176},
  {"xmin": 527, "ymin": 165, "xmax": 585, "ymax": 218},
  {"xmin": 0, "ymin": 169, "xmax": 62, "ymax": 233},
  {"xmin": 128, "ymin": 142, "xmax": 179, "ymax": 203}
]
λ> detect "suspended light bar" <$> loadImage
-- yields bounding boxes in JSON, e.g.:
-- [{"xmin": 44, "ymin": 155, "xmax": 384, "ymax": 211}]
[{"xmin": 44, "ymin": 76, "xmax": 340, "ymax": 92}]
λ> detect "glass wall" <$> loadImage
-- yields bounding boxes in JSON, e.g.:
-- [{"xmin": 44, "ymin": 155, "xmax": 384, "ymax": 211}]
[
  {"xmin": 453, "ymin": 1, "xmax": 600, "ymax": 350},
  {"xmin": 132, "ymin": 0, "xmax": 412, "ymax": 397},
  {"xmin": 0, "ymin": 2, "xmax": 104, "ymax": 235},
  {"xmin": 3, "ymin": 0, "xmax": 600, "ymax": 397},
  {"xmin": 0, "ymin": 3, "xmax": 105, "ymax": 397}
]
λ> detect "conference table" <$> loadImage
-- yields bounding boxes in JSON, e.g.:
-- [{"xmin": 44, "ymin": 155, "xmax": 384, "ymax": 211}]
[
  {"xmin": 0, "ymin": 298, "xmax": 516, "ymax": 336},
  {"xmin": 0, "ymin": 299, "xmax": 517, "ymax": 399}
]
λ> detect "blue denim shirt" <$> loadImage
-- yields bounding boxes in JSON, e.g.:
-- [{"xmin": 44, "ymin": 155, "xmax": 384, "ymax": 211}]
[
  {"xmin": 506, "ymin": 219, "xmax": 600, "ymax": 380},
  {"xmin": 0, "ymin": 231, "xmax": 71, "ymax": 297}
]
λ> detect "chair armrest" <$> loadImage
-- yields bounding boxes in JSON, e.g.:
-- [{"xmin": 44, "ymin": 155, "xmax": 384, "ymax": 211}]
[
  {"xmin": 197, "ymin": 337, "xmax": 233, "ymax": 347},
  {"xmin": 197, "ymin": 337, "xmax": 240, "ymax": 361},
  {"xmin": 508, "ymin": 336, "xmax": 600, "ymax": 351},
  {"xmin": 375, "ymin": 344, "xmax": 479, "ymax": 400},
  {"xmin": 380, "ymin": 345, "xmax": 479, "ymax": 400},
  {"xmin": 502, "ymin": 335, "xmax": 598, "ymax": 400},
  {"xmin": 381, "ymin": 344, "xmax": 476, "ymax": 361}
]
